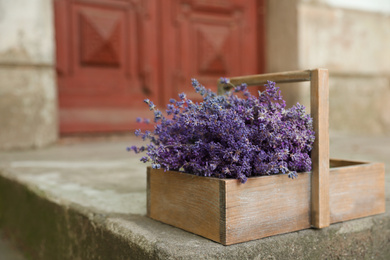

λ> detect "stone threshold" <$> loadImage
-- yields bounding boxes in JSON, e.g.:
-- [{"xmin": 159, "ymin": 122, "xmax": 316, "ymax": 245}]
[{"xmin": 0, "ymin": 135, "xmax": 389, "ymax": 259}]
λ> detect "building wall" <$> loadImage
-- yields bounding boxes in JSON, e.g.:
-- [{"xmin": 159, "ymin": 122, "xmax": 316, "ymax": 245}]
[
  {"xmin": 0, "ymin": 0, "xmax": 57, "ymax": 149},
  {"xmin": 0, "ymin": 0, "xmax": 388, "ymax": 150},
  {"xmin": 267, "ymin": 0, "xmax": 390, "ymax": 135}
]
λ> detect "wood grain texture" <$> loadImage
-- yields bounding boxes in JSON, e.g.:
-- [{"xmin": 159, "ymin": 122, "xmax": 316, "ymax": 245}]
[
  {"xmin": 148, "ymin": 168, "xmax": 312, "ymax": 245},
  {"xmin": 329, "ymin": 162, "xmax": 385, "ymax": 223},
  {"xmin": 330, "ymin": 158, "xmax": 365, "ymax": 168},
  {"xmin": 147, "ymin": 159, "xmax": 385, "ymax": 245},
  {"xmin": 219, "ymin": 68, "xmax": 330, "ymax": 228},
  {"xmin": 223, "ymin": 172, "xmax": 311, "ymax": 245},
  {"xmin": 217, "ymin": 70, "xmax": 311, "ymax": 94},
  {"xmin": 147, "ymin": 168, "xmax": 222, "ymax": 243},
  {"xmin": 147, "ymin": 68, "xmax": 385, "ymax": 245},
  {"xmin": 310, "ymin": 68, "xmax": 330, "ymax": 228}
]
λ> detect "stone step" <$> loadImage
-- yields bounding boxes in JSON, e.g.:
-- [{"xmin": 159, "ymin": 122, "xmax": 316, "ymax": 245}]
[
  {"xmin": 0, "ymin": 231, "xmax": 26, "ymax": 260},
  {"xmin": 0, "ymin": 134, "xmax": 389, "ymax": 259}
]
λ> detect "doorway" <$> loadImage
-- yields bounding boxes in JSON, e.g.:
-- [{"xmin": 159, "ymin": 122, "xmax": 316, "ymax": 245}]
[{"xmin": 54, "ymin": 0, "xmax": 265, "ymax": 134}]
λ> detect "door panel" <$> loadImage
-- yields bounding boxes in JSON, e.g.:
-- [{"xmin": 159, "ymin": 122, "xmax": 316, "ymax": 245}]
[
  {"xmin": 55, "ymin": 0, "xmax": 264, "ymax": 134},
  {"xmin": 160, "ymin": 0, "xmax": 260, "ymax": 102},
  {"xmin": 55, "ymin": 0, "xmax": 158, "ymax": 133}
]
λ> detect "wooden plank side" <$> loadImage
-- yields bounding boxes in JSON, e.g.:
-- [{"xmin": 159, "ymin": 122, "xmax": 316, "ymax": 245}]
[
  {"xmin": 146, "ymin": 166, "xmax": 151, "ymax": 217},
  {"xmin": 230, "ymin": 70, "xmax": 311, "ymax": 86},
  {"xmin": 217, "ymin": 70, "xmax": 311, "ymax": 94},
  {"xmin": 224, "ymin": 172, "xmax": 311, "ymax": 245},
  {"xmin": 330, "ymin": 158, "xmax": 367, "ymax": 168},
  {"xmin": 219, "ymin": 181, "xmax": 227, "ymax": 244},
  {"xmin": 147, "ymin": 168, "xmax": 222, "ymax": 243},
  {"xmin": 329, "ymin": 163, "xmax": 385, "ymax": 223},
  {"xmin": 310, "ymin": 68, "xmax": 330, "ymax": 228}
]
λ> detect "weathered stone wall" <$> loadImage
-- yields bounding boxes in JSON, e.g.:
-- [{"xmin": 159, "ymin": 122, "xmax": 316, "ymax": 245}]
[
  {"xmin": 267, "ymin": 0, "xmax": 390, "ymax": 135},
  {"xmin": 0, "ymin": 0, "xmax": 57, "ymax": 150},
  {"xmin": 0, "ymin": 0, "xmax": 388, "ymax": 150}
]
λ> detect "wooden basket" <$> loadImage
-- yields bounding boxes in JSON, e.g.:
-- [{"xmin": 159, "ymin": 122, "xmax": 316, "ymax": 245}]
[{"xmin": 147, "ymin": 69, "xmax": 385, "ymax": 245}]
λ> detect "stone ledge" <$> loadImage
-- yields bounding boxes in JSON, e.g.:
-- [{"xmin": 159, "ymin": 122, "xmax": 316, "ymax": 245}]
[
  {"xmin": 0, "ymin": 67, "xmax": 57, "ymax": 150},
  {"xmin": 0, "ymin": 135, "xmax": 389, "ymax": 259}
]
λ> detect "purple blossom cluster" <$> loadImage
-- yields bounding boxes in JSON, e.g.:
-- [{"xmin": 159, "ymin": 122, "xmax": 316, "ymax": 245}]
[{"xmin": 128, "ymin": 79, "xmax": 315, "ymax": 183}]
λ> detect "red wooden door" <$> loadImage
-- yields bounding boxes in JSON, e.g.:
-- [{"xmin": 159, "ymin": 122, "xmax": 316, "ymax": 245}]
[
  {"xmin": 160, "ymin": 0, "xmax": 264, "ymax": 102},
  {"xmin": 55, "ymin": 0, "xmax": 264, "ymax": 134},
  {"xmin": 55, "ymin": 0, "xmax": 159, "ymax": 133}
]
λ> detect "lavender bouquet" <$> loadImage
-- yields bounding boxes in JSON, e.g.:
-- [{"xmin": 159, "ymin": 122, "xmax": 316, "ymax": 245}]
[{"xmin": 128, "ymin": 79, "xmax": 315, "ymax": 183}]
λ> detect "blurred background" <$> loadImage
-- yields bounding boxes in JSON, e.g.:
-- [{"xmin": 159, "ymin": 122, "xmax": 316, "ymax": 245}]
[{"xmin": 0, "ymin": 0, "xmax": 389, "ymax": 150}]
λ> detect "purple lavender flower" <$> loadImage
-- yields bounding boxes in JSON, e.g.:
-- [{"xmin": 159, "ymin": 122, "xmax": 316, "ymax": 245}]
[
  {"xmin": 134, "ymin": 129, "xmax": 141, "ymax": 137},
  {"xmin": 129, "ymin": 79, "xmax": 315, "ymax": 184},
  {"xmin": 141, "ymin": 156, "xmax": 149, "ymax": 163},
  {"xmin": 219, "ymin": 77, "xmax": 230, "ymax": 84},
  {"xmin": 178, "ymin": 93, "xmax": 186, "ymax": 100},
  {"xmin": 235, "ymin": 83, "xmax": 247, "ymax": 92}
]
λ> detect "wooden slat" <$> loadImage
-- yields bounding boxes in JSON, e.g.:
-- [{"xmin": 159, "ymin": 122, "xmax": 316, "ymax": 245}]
[
  {"xmin": 330, "ymin": 158, "xmax": 367, "ymax": 168},
  {"xmin": 147, "ymin": 168, "xmax": 222, "ymax": 243},
  {"xmin": 147, "ymin": 159, "xmax": 385, "ymax": 245},
  {"xmin": 223, "ymin": 172, "xmax": 311, "ymax": 245},
  {"xmin": 218, "ymin": 68, "xmax": 330, "ymax": 228},
  {"xmin": 146, "ymin": 166, "xmax": 151, "ymax": 217},
  {"xmin": 147, "ymin": 68, "xmax": 386, "ymax": 244},
  {"xmin": 310, "ymin": 69, "xmax": 330, "ymax": 228},
  {"xmin": 217, "ymin": 70, "xmax": 311, "ymax": 94},
  {"xmin": 329, "ymin": 162, "xmax": 385, "ymax": 223}
]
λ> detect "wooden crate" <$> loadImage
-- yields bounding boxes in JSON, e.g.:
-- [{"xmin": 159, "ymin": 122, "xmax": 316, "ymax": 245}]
[
  {"xmin": 147, "ymin": 159, "xmax": 385, "ymax": 245},
  {"xmin": 146, "ymin": 69, "xmax": 386, "ymax": 245}
]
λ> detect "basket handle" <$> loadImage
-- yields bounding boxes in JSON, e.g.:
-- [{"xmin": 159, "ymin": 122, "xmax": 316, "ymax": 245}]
[{"xmin": 218, "ymin": 69, "xmax": 330, "ymax": 229}]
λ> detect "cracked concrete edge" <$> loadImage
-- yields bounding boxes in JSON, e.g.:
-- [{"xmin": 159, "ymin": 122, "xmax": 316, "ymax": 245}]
[{"xmin": 1, "ymin": 167, "xmax": 390, "ymax": 259}]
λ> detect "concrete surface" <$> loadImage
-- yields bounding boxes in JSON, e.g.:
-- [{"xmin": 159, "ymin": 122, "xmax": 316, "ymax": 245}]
[
  {"xmin": 0, "ymin": 0, "xmax": 55, "ymax": 65},
  {"xmin": 299, "ymin": 2, "xmax": 390, "ymax": 135},
  {"xmin": 0, "ymin": 231, "xmax": 26, "ymax": 260},
  {"xmin": 267, "ymin": 0, "xmax": 390, "ymax": 135},
  {"xmin": 0, "ymin": 67, "xmax": 57, "ymax": 150},
  {"xmin": 0, "ymin": 133, "xmax": 389, "ymax": 259},
  {"xmin": 0, "ymin": 0, "xmax": 57, "ymax": 150}
]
